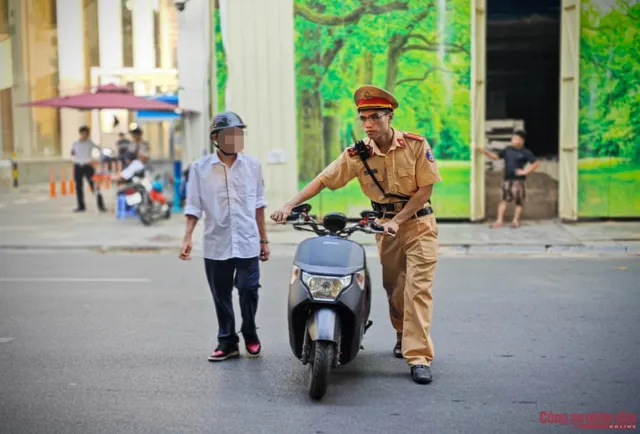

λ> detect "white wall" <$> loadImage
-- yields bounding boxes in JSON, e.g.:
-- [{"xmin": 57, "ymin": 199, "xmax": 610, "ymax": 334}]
[
  {"xmin": 177, "ymin": 0, "xmax": 211, "ymax": 164},
  {"xmin": 217, "ymin": 0, "xmax": 298, "ymax": 211},
  {"xmin": 56, "ymin": 0, "xmax": 88, "ymax": 158}
]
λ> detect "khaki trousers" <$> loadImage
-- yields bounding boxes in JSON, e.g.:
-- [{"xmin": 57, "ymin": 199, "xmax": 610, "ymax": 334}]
[{"xmin": 375, "ymin": 213, "xmax": 438, "ymax": 366}]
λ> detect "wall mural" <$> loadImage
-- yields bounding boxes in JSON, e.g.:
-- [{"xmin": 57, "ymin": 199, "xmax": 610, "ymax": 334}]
[
  {"xmin": 578, "ymin": 0, "xmax": 640, "ymax": 217},
  {"xmin": 292, "ymin": 0, "xmax": 472, "ymax": 218}
]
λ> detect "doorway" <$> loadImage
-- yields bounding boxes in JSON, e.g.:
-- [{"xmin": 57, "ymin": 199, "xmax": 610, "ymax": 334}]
[{"xmin": 484, "ymin": 0, "xmax": 561, "ymax": 220}]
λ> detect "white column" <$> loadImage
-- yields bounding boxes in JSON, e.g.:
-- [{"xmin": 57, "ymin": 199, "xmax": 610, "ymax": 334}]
[
  {"xmin": 94, "ymin": 0, "xmax": 125, "ymax": 143},
  {"xmin": 56, "ymin": 0, "xmax": 88, "ymax": 159},
  {"xmin": 221, "ymin": 0, "xmax": 298, "ymax": 212},
  {"xmin": 133, "ymin": 0, "xmax": 156, "ymax": 71},
  {"xmin": 177, "ymin": 0, "xmax": 211, "ymax": 164},
  {"xmin": 98, "ymin": 0, "xmax": 124, "ymax": 69}
]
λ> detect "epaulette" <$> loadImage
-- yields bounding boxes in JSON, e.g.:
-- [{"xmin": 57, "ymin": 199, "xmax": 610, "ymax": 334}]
[
  {"xmin": 346, "ymin": 143, "xmax": 373, "ymax": 158},
  {"xmin": 403, "ymin": 131, "xmax": 426, "ymax": 142},
  {"xmin": 347, "ymin": 146, "xmax": 359, "ymax": 158}
]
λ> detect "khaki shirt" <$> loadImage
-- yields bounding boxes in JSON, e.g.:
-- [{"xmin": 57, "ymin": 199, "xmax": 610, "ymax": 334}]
[{"xmin": 318, "ymin": 129, "xmax": 441, "ymax": 204}]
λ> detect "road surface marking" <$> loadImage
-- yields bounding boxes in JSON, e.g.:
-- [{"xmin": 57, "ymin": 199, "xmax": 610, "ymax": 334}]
[
  {"xmin": 0, "ymin": 203, "xmax": 5, "ymax": 208},
  {"xmin": 13, "ymin": 198, "xmax": 29, "ymax": 204},
  {"xmin": 0, "ymin": 277, "xmax": 151, "ymax": 283},
  {"xmin": 35, "ymin": 197, "xmax": 48, "ymax": 202},
  {"xmin": 0, "ymin": 337, "xmax": 15, "ymax": 343}
]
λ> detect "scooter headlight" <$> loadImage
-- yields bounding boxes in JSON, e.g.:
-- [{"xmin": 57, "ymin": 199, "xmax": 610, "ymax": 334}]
[{"xmin": 301, "ymin": 272, "xmax": 352, "ymax": 300}]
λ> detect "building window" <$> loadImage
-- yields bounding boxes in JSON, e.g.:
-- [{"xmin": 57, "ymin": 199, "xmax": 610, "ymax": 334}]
[
  {"xmin": 160, "ymin": 0, "xmax": 178, "ymax": 69},
  {"xmin": 83, "ymin": 0, "xmax": 99, "ymax": 78},
  {"xmin": 24, "ymin": 0, "xmax": 61, "ymax": 157},
  {"xmin": 122, "ymin": 0, "xmax": 134, "ymax": 67}
]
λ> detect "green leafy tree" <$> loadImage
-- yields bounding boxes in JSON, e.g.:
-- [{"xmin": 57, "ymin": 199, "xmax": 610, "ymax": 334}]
[{"xmin": 579, "ymin": 0, "xmax": 640, "ymax": 163}]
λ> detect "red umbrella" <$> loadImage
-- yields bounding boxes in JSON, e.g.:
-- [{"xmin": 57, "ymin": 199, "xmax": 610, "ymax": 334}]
[{"xmin": 19, "ymin": 83, "xmax": 179, "ymax": 112}]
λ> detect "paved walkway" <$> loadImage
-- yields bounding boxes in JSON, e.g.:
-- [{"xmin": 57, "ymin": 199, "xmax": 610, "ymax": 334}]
[{"xmin": 1, "ymin": 186, "xmax": 639, "ymax": 256}]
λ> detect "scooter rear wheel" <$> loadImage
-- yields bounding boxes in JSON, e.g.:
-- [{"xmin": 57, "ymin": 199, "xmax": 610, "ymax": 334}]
[{"xmin": 308, "ymin": 340, "xmax": 334, "ymax": 400}]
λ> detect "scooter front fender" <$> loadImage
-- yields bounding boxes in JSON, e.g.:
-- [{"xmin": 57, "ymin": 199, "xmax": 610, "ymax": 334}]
[{"xmin": 307, "ymin": 308, "xmax": 341, "ymax": 344}]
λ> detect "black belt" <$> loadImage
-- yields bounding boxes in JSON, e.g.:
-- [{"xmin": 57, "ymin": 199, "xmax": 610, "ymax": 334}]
[{"xmin": 379, "ymin": 207, "xmax": 433, "ymax": 220}]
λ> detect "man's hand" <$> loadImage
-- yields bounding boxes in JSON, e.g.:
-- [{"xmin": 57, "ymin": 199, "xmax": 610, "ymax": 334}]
[
  {"xmin": 270, "ymin": 204, "xmax": 293, "ymax": 223},
  {"xmin": 381, "ymin": 219, "xmax": 399, "ymax": 236},
  {"xmin": 515, "ymin": 168, "xmax": 527, "ymax": 176},
  {"xmin": 260, "ymin": 243, "xmax": 270, "ymax": 262},
  {"xmin": 179, "ymin": 236, "xmax": 193, "ymax": 260}
]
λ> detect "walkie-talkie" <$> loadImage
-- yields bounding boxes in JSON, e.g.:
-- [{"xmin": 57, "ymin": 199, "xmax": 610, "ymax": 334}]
[{"xmin": 354, "ymin": 139, "xmax": 370, "ymax": 161}]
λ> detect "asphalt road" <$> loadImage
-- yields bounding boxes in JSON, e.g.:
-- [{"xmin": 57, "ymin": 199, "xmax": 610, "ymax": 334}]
[{"xmin": 0, "ymin": 251, "xmax": 638, "ymax": 434}]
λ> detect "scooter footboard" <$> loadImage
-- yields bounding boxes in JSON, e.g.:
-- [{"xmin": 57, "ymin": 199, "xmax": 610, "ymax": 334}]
[{"xmin": 307, "ymin": 308, "xmax": 341, "ymax": 343}]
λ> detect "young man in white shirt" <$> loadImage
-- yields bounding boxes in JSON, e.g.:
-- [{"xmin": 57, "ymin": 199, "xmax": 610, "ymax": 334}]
[
  {"xmin": 179, "ymin": 111, "xmax": 270, "ymax": 362},
  {"xmin": 71, "ymin": 125, "xmax": 103, "ymax": 212}
]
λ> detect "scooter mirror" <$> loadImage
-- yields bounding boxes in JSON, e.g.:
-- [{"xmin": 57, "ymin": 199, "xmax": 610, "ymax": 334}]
[{"xmin": 292, "ymin": 203, "xmax": 311, "ymax": 214}]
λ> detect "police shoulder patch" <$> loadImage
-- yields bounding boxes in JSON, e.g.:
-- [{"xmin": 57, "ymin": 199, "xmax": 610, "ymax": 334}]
[
  {"xmin": 425, "ymin": 148, "xmax": 436, "ymax": 163},
  {"xmin": 403, "ymin": 131, "xmax": 426, "ymax": 142}
]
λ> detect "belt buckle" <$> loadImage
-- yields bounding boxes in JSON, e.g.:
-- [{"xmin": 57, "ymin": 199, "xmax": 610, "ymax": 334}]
[{"xmin": 394, "ymin": 202, "xmax": 403, "ymax": 212}]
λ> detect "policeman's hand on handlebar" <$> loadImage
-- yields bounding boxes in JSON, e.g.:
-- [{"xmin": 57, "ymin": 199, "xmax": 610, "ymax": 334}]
[
  {"xmin": 270, "ymin": 204, "xmax": 293, "ymax": 223},
  {"xmin": 380, "ymin": 219, "xmax": 399, "ymax": 236}
]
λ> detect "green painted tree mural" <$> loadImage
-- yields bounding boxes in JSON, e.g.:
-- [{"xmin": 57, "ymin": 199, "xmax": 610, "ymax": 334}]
[
  {"xmin": 578, "ymin": 0, "xmax": 640, "ymax": 217},
  {"xmin": 294, "ymin": 0, "xmax": 472, "ymax": 217}
]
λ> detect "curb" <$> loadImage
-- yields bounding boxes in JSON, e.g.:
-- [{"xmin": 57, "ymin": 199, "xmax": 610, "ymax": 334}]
[{"xmin": 1, "ymin": 243, "xmax": 638, "ymax": 257}]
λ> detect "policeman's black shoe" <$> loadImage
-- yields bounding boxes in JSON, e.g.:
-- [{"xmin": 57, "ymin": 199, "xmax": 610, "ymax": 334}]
[
  {"xmin": 393, "ymin": 340, "xmax": 403, "ymax": 358},
  {"xmin": 411, "ymin": 365, "xmax": 433, "ymax": 384},
  {"xmin": 73, "ymin": 207, "xmax": 86, "ymax": 213}
]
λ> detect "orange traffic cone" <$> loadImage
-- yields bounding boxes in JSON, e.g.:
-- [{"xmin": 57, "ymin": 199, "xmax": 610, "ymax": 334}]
[
  {"xmin": 49, "ymin": 166, "xmax": 56, "ymax": 198},
  {"xmin": 69, "ymin": 167, "xmax": 75, "ymax": 195},
  {"xmin": 60, "ymin": 166, "xmax": 67, "ymax": 196}
]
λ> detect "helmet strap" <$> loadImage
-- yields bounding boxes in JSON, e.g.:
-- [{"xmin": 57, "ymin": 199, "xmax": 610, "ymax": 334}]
[{"xmin": 214, "ymin": 143, "xmax": 236, "ymax": 156}]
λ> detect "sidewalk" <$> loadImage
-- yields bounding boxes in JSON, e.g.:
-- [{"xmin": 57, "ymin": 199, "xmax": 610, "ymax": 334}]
[{"xmin": 0, "ymin": 190, "xmax": 639, "ymax": 256}]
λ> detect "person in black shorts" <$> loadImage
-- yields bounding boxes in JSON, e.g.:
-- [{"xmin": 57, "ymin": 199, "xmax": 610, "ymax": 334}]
[{"xmin": 480, "ymin": 130, "xmax": 540, "ymax": 228}]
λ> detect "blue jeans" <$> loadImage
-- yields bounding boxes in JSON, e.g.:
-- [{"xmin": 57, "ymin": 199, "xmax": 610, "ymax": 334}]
[{"xmin": 204, "ymin": 257, "xmax": 261, "ymax": 346}]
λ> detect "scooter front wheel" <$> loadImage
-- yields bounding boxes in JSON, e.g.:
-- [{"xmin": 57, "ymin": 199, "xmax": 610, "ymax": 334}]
[{"xmin": 308, "ymin": 340, "xmax": 334, "ymax": 400}]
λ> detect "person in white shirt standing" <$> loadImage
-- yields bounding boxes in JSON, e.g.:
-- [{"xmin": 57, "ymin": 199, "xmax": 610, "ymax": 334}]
[
  {"xmin": 179, "ymin": 111, "xmax": 270, "ymax": 362},
  {"xmin": 71, "ymin": 125, "xmax": 103, "ymax": 212}
]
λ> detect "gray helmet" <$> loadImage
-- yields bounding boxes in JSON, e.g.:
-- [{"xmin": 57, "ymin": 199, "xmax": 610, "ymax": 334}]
[{"xmin": 209, "ymin": 111, "xmax": 246, "ymax": 138}]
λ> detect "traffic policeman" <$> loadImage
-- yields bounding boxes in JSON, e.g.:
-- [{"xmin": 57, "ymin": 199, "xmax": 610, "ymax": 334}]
[{"xmin": 271, "ymin": 85, "xmax": 441, "ymax": 384}]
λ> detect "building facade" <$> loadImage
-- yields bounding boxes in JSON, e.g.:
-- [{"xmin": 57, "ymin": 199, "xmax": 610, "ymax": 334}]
[
  {"xmin": 202, "ymin": 0, "xmax": 638, "ymax": 221},
  {"xmin": 0, "ymin": 0, "xmax": 179, "ymax": 162}
]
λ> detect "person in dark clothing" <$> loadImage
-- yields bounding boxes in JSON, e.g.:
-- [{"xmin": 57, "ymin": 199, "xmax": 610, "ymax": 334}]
[
  {"xmin": 116, "ymin": 133, "xmax": 132, "ymax": 168},
  {"xmin": 480, "ymin": 130, "xmax": 540, "ymax": 228}
]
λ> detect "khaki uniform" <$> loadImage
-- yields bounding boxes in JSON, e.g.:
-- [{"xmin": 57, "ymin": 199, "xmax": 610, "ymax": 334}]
[{"xmin": 318, "ymin": 128, "xmax": 441, "ymax": 367}]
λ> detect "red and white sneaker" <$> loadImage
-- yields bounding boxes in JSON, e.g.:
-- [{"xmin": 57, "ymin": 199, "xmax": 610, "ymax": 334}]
[
  {"xmin": 245, "ymin": 342, "xmax": 261, "ymax": 358},
  {"xmin": 208, "ymin": 344, "xmax": 240, "ymax": 362}
]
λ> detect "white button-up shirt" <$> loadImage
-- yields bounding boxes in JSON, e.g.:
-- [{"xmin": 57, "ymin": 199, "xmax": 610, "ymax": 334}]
[
  {"xmin": 184, "ymin": 152, "xmax": 267, "ymax": 261},
  {"xmin": 71, "ymin": 140, "xmax": 101, "ymax": 165}
]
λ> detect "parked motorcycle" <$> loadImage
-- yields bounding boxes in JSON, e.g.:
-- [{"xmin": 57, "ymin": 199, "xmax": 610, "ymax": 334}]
[
  {"xmin": 119, "ymin": 174, "xmax": 171, "ymax": 226},
  {"xmin": 285, "ymin": 203, "xmax": 390, "ymax": 400}
]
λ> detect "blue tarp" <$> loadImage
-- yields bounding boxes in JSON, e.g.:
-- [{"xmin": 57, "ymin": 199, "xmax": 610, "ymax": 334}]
[{"xmin": 135, "ymin": 94, "xmax": 180, "ymax": 121}]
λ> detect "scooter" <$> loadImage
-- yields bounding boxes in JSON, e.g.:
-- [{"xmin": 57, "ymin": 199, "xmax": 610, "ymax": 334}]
[
  {"xmin": 119, "ymin": 174, "xmax": 171, "ymax": 226},
  {"xmin": 285, "ymin": 203, "xmax": 390, "ymax": 400}
]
